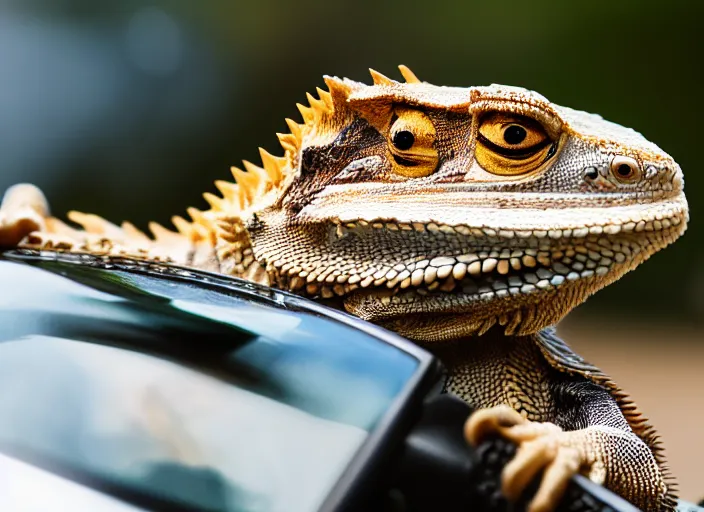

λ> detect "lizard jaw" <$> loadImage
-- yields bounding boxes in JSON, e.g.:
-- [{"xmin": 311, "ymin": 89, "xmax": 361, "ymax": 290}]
[
  {"xmin": 251, "ymin": 191, "xmax": 687, "ymax": 338},
  {"xmin": 336, "ymin": 215, "xmax": 686, "ymax": 339}
]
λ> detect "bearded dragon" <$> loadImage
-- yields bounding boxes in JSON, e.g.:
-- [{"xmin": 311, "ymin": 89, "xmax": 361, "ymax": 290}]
[{"xmin": 0, "ymin": 66, "xmax": 688, "ymax": 511}]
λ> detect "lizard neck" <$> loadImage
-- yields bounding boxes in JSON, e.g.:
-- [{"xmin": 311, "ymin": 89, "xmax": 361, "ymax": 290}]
[{"xmin": 429, "ymin": 329, "xmax": 554, "ymax": 413}]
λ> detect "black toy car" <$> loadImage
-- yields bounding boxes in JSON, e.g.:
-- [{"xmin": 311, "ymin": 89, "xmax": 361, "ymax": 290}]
[{"xmin": 0, "ymin": 249, "xmax": 641, "ymax": 511}]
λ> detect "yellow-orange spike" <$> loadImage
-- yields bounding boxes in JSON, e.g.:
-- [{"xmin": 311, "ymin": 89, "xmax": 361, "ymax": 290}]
[
  {"xmin": 68, "ymin": 211, "xmax": 122, "ymax": 237},
  {"xmin": 398, "ymin": 64, "xmax": 421, "ymax": 83},
  {"xmin": 191, "ymin": 222, "xmax": 210, "ymax": 240},
  {"xmin": 44, "ymin": 217, "xmax": 81, "ymax": 238},
  {"xmin": 305, "ymin": 91, "xmax": 318, "ymax": 106},
  {"xmin": 323, "ymin": 75, "xmax": 352, "ymax": 105},
  {"xmin": 171, "ymin": 215, "xmax": 191, "ymax": 233},
  {"xmin": 171, "ymin": 215, "xmax": 194, "ymax": 237},
  {"xmin": 230, "ymin": 165, "xmax": 260, "ymax": 203},
  {"xmin": 316, "ymin": 87, "xmax": 333, "ymax": 109},
  {"xmin": 274, "ymin": 154, "xmax": 290, "ymax": 174},
  {"xmin": 236, "ymin": 187, "xmax": 247, "ymax": 210},
  {"xmin": 121, "ymin": 221, "xmax": 150, "ymax": 243},
  {"xmin": 369, "ymin": 68, "xmax": 396, "ymax": 86},
  {"xmin": 306, "ymin": 91, "xmax": 328, "ymax": 116},
  {"xmin": 215, "ymin": 218, "xmax": 237, "ymax": 237},
  {"xmin": 258, "ymin": 147, "xmax": 284, "ymax": 184},
  {"xmin": 149, "ymin": 221, "xmax": 179, "ymax": 242},
  {"xmin": 203, "ymin": 192, "xmax": 226, "ymax": 212},
  {"xmin": 277, "ymin": 132, "xmax": 298, "ymax": 153},
  {"xmin": 177, "ymin": 215, "xmax": 206, "ymax": 242},
  {"xmin": 285, "ymin": 118, "xmax": 302, "ymax": 141},
  {"xmin": 231, "ymin": 164, "xmax": 266, "ymax": 209},
  {"xmin": 214, "ymin": 180, "xmax": 239, "ymax": 202},
  {"xmin": 296, "ymin": 103, "xmax": 315, "ymax": 125},
  {"xmin": 187, "ymin": 207, "xmax": 209, "ymax": 227},
  {"xmin": 241, "ymin": 160, "xmax": 269, "ymax": 186},
  {"xmin": 230, "ymin": 167, "xmax": 254, "ymax": 205}
]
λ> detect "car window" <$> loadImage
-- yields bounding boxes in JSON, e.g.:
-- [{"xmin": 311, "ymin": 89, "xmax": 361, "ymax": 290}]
[{"xmin": 0, "ymin": 260, "xmax": 420, "ymax": 512}]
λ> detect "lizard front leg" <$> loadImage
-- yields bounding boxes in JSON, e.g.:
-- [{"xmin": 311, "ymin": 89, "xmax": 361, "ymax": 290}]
[
  {"xmin": 464, "ymin": 382, "xmax": 672, "ymax": 511},
  {"xmin": 435, "ymin": 333, "xmax": 675, "ymax": 511}
]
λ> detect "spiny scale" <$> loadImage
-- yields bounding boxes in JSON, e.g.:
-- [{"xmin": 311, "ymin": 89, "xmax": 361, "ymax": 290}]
[
  {"xmin": 369, "ymin": 65, "xmax": 421, "ymax": 86},
  {"xmin": 369, "ymin": 68, "xmax": 395, "ymax": 86},
  {"xmin": 398, "ymin": 64, "xmax": 421, "ymax": 83}
]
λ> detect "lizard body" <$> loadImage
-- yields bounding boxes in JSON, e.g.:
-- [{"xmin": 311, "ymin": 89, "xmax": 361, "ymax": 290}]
[{"xmin": 0, "ymin": 66, "xmax": 688, "ymax": 510}]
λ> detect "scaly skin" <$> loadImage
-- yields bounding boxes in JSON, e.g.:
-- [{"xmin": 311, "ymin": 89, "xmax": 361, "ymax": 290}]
[{"xmin": 0, "ymin": 66, "xmax": 688, "ymax": 510}]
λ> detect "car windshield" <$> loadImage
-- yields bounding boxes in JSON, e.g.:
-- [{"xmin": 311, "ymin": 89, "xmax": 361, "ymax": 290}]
[{"xmin": 0, "ymin": 258, "xmax": 420, "ymax": 512}]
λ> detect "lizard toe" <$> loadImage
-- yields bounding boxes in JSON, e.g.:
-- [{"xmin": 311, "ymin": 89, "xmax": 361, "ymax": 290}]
[
  {"xmin": 526, "ymin": 444, "xmax": 581, "ymax": 512},
  {"xmin": 465, "ymin": 406, "xmax": 586, "ymax": 512},
  {"xmin": 464, "ymin": 404, "xmax": 526, "ymax": 445},
  {"xmin": 501, "ymin": 424, "xmax": 583, "ymax": 512},
  {"xmin": 502, "ymin": 435, "xmax": 559, "ymax": 501}
]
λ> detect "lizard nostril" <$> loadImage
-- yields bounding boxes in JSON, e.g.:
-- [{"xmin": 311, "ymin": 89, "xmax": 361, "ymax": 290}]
[{"xmin": 583, "ymin": 166, "xmax": 599, "ymax": 180}]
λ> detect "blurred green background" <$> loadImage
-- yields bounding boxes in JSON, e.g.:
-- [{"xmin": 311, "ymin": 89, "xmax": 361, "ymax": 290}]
[{"xmin": 1, "ymin": 0, "xmax": 703, "ymax": 499}]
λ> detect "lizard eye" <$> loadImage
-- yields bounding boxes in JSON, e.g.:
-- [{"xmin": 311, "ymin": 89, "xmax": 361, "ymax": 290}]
[
  {"xmin": 476, "ymin": 112, "xmax": 556, "ymax": 177},
  {"xmin": 387, "ymin": 107, "xmax": 438, "ymax": 177}
]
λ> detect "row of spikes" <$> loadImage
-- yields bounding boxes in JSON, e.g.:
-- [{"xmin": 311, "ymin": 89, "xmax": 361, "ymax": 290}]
[
  {"xmin": 370, "ymin": 64, "xmax": 421, "ymax": 86},
  {"xmin": 203, "ymin": 83, "xmax": 336, "ymax": 215},
  {"xmin": 64, "ymin": 209, "xmax": 215, "ymax": 246},
  {"xmin": 203, "ymin": 64, "xmax": 422, "ymax": 214},
  {"xmin": 171, "ymin": 65, "xmax": 423, "ymax": 240},
  {"xmin": 78, "ymin": 86, "xmax": 337, "ymax": 246}
]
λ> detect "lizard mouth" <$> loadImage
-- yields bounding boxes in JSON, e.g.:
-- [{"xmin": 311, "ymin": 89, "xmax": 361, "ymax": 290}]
[
  {"xmin": 319, "ymin": 201, "xmax": 688, "ymax": 329},
  {"xmin": 294, "ymin": 205, "xmax": 687, "ymax": 306},
  {"xmin": 375, "ymin": 224, "xmax": 680, "ymax": 300},
  {"xmin": 266, "ymin": 186, "xmax": 688, "ymax": 332}
]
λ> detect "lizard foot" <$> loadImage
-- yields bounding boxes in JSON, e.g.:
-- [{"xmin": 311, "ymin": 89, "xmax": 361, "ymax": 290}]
[
  {"xmin": 0, "ymin": 184, "xmax": 49, "ymax": 247},
  {"xmin": 465, "ymin": 405, "xmax": 588, "ymax": 512}
]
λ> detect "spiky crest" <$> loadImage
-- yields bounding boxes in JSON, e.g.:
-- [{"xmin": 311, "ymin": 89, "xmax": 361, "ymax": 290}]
[
  {"xmin": 201, "ymin": 73, "xmax": 356, "ymax": 223},
  {"xmin": 199, "ymin": 65, "xmax": 425, "ymax": 226},
  {"xmin": 14, "ymin": 66, "xmax": 425, "ymax": 261}
]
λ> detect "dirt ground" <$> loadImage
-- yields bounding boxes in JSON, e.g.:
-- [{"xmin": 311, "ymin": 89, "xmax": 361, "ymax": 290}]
[{"xmin": 559, "ymin": 318, "xmax": 704, "ymax": 502}]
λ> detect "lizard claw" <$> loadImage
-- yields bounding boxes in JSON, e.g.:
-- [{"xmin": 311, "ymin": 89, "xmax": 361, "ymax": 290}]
[
  {"xmin": 465, "ymin": 405, "xmax": 583, "ymax": 512},
  {"xmin": 0, "ymin": 184, "xmax": 49, "ymax": 247}
]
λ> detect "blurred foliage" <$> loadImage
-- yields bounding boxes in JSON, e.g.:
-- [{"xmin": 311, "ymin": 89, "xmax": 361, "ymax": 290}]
[{"xmin": 0, "ymin": 0, "xmax": 701, "ymax": 323}]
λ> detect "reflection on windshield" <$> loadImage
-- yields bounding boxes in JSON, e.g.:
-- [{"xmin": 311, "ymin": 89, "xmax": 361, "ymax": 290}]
[
  {"xmin": 0, "ymin": 337, "xmax": 365, "ymax": 511},
  {"xmin": 0, "ymin": 261, "xmax": 420, "ymax": 511}
]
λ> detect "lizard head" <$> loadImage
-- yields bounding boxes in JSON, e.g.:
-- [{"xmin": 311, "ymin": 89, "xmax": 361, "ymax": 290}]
[{"xmin": 215, "ymin": 66, "xmax": 688, "ymax": 341}]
